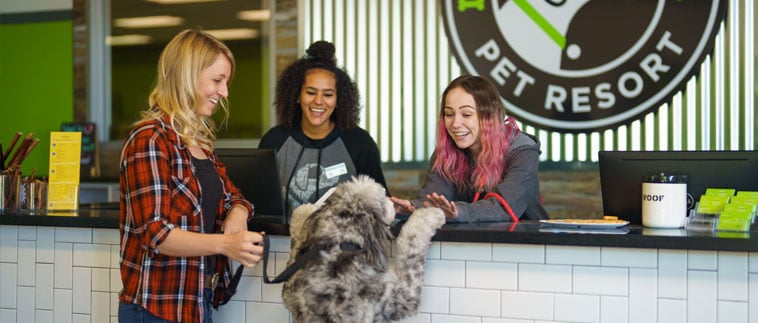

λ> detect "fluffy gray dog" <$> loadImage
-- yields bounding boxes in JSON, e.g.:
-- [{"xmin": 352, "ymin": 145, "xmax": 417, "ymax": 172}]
[{"xmin": 282, "ymin": 175, "xmax": 445, "ymax": 322}]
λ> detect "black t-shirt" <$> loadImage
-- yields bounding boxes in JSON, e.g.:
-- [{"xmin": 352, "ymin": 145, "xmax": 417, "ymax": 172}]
[{"xmin": 192, "ymin": 156, "xmax": 223, "ymax": 273}]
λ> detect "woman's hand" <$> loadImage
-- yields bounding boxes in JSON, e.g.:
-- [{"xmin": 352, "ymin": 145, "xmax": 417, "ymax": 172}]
[
  {"xmin": 390, "ymin": 196, "xmax": 415, "ymax": 214},
  {"xmin": 423, "ymin": 192, "xmax": 458, "ymax": 221},
  {"xmin": 222, "ymin": 231, "xmax": 264, "ymax": 268}
]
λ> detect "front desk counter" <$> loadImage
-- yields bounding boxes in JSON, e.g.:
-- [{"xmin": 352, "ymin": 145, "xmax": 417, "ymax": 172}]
[
  {"xmin": 4, "ymin": 205, "xmax": 758, "ymax": 322},
  {"xmin": 1, "ymin": 205, "xmax": 756, "ymax": 252}
]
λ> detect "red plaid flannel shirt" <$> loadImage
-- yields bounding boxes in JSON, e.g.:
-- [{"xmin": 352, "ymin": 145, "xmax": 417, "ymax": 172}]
[{"xmin": 118, "ymin": 116, "xmax": 253, "ymax": 322}]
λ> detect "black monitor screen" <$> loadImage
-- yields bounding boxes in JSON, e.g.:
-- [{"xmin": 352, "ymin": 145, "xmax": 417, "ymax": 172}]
[
  {"xmin": 215, "ymin": 148, "xmax": 286, "ymax": 219},
  {"xmin": 598, "ymin": 150, "xmax": 758, "ymax": 224}
]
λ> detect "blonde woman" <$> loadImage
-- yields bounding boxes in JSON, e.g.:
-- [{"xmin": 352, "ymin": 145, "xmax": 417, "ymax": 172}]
[{"xmin": 118, "ymin": 29, "xmax": 263, "ymax": 323}]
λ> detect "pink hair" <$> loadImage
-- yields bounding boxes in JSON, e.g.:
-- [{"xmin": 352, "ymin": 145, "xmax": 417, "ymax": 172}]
[{"xmin": 430, "ymin": 76, "xmax": 520, "ymax": 192}]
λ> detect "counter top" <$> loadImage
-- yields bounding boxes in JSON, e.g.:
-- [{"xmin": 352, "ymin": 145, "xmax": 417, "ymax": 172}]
[{"xmin": 2, "ymin": 207, "xmax": 757, "ymax": 252}]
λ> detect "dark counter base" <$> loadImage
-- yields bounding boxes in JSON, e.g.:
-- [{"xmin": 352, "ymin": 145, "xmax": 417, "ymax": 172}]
[{"xmin": 2, "ymin": 208, "xmax": 756, "ymax": 252}]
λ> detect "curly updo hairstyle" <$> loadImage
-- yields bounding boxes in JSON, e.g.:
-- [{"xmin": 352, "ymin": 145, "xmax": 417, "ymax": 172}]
[{"xmin": 274, "ymin": 41, "xmax": 361, "ymax": 130}]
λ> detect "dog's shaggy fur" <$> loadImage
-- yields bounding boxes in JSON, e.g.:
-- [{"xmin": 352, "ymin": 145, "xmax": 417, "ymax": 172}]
[{"xmin": 282, "ymin": 175, "xmax": 445, "ymax": 322}]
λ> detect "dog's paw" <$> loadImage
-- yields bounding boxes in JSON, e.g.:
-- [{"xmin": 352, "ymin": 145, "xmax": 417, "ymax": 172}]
[{"xmin": 403, "ymin": 207, "xmax": 445, "ymax": 235}]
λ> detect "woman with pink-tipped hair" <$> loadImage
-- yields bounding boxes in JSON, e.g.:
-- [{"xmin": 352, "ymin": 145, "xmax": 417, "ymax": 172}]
[{"xmin": 391, "ymin": 75, "xmax": 548, "ymax": 222}]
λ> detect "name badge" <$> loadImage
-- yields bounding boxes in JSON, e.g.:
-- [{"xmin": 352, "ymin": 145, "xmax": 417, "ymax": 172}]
[{"xmin": 324, "ymin": 163, "xmax": 348, "ymax": 179}]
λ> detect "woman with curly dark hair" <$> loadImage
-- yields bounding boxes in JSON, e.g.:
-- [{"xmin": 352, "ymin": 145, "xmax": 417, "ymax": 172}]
[{"xmin": 259, "ymin": 41, "xmax": 387, "ymax": 216}]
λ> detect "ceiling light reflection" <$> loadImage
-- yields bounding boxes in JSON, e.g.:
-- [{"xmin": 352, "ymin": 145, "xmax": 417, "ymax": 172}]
[{"xmin": 114, "ymin": 15, "xmax": 184, "ymax": 28}]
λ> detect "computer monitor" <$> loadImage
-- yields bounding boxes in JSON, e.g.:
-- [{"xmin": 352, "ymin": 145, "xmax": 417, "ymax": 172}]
[
  {"xmin": 598, "ymin": 150, "xmax": 758, "ymax": 225},
  {"xmin": 215, "ymin": 148, "xmax": 286, "ymax": 220}
]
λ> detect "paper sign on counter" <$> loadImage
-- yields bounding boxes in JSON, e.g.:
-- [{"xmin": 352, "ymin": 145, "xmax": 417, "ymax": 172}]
[{"xmin": 48, "ymin": 131, "xmax": 81, "ymax": 211}]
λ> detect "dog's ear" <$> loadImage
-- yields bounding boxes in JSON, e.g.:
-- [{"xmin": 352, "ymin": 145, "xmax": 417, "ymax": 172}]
[{"xmin": 290, "ymin": 203, "xmax": 318, "ymax": 239}]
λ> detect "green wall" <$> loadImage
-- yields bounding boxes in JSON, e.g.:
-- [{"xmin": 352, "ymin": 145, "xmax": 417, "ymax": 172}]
[{"xmin": 0, "ymin": 20, "xmax": 73, "ymax": 177}]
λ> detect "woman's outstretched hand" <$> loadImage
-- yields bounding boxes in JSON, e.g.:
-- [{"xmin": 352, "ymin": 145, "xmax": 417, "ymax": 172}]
[
  {"xmin": 390, "ymin": 196, "xmax": 415, "ymax": 214},
  {"xmin": 423, "ymin": 192, "xmax": 458, "ymax": 221}
]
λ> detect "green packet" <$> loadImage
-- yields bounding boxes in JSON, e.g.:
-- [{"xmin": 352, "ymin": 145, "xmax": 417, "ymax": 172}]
[
  {"xmin": 717, "ymin": 217, "xmax": 751, "ymax": 232},
  {"xmin": 697, "ymin": 195, "xmax": 730, "ymax": 213},
  {"xmin": 705, "ymin": 188, "xmax": 736, "ymax": 197},
  {"xmin": 736, "ymin": 191, "xmax": 758, "ymax": 198},
  {"xmin": 719, "ymin": 208, "xmax": 752, "ymax": 220}
]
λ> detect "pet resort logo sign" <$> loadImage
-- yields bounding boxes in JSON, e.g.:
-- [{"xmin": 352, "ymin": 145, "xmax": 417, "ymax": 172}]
[{"xmin": 442, "ymin": 0, "xmax": 726, "ymax": 132}]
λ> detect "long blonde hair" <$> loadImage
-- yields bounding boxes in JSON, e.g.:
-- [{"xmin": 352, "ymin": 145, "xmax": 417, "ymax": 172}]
[{"xmin": 139, "ymin": 29, "xmax": 235, "ymax": 151}]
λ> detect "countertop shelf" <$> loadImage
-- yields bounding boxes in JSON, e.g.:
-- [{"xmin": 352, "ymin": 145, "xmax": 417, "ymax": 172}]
[{"xmin": 2, "ymin": 207, "xmax": 757, "ymax": 252}]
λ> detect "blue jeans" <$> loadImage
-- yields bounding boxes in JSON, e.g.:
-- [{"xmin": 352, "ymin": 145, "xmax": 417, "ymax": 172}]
[{"xmin": 118, "ymin": 289, "xmax": 214, "ymax": 323}]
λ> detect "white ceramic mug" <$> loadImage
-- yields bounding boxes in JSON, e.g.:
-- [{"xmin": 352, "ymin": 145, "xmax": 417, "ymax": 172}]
[{"xmin": 641, "ymin": 174, "xmax": 688, "ymax": 228}]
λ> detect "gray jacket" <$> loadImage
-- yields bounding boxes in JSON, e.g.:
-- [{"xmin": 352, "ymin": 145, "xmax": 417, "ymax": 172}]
[{"xmin": 412, "ymin": 132, "xmax": 549, "ymax": 222}]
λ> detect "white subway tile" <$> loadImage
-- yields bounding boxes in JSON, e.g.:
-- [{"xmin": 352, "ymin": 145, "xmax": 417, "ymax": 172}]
[
  {"xmin": 91, "ymin": 268, "xmax": 109, "ymax": 292},
  {"xmin": 419, "ymin": 286, "xmax": 449, "ymax": 314},
  {"xmin": 54, "ymin": 289, "xmax": 73, "ymax": 323},
  {"xmin": 0, "ymin": 225, "xmax": 18, "ymax": 262},
  {"xmin": 501, "ymin": 290, "xmax": 553, "ymax": 321},
  {"xmin": 235, "ymin": 276, "xmax": 262, "ymax": 302},
  {"xmin": 110, "ymin": 268, "xmax": 121, "ymax": 293},
  {"xmin": 72, "ymin": 243, "xmax": 110, "ymax": 268},
  {"xmin": 573, "ymin": 266, "xmax": 628, "ymax": 296},
  {"xmin": 35, "ymin": 263, "xmax": 54, "ymax": 310},
  {"xmin": 54, "ymin": 242, "xmax": 73, "ymax": 289},
  {"xmin": 750, "ymin": 253, "xmax": 758, "ymax": 273},
  {"xmin": 554, "ymin": 293, "xmax": 599, "ymax": 323},
  {"xmin": 466, "ymin": 261, "xmax": 517, "ymax": 290},
  {"xmin": 55, "ymin": 228, "xmax": 92, "ymax": 243},
  {"xmin": 0, "ymin": 309, "xmax": 16, "ymax": 323},
  {"xmin": 18, "ymin": 226, "xmax": 36, "ymax": 240},
  {"xmin": 72, "ymin": 267, "xmax": 92, "ymax": 314},
  {"xmin": 687, "ymin": 270, "xmax": 717, "ymax": 323},
  {"xmin": 600, "ymin": 247, "xmax": 656, "ymax": 268},
  {"xmin": 36, "ymin": 227, "xmax": 55, "ymax": 263},
  {"xmin": 492, "ymin": 244, "xmax": 544, "ymax": 264},
  {"xmin": 428, "ymin": 313, "xmax": 481, "ymax": 323},
  {"xmin": 629, "ymin": 268, "xmax": 656, "ymax": 323},
  {"xmin": 245, "ymin": 301, "xmax": 290, "ymax": 323},
  {"xmin": 718, "ymin": 300, "xmax": 748, "ymax": 323},
  {"xmin": 267, "ymin": 235, "xmax": 290, "ymax": 253},
  {"xmin": 659, "ymin": 249, "xmax": 687, "ymax": 299},
  {"xmin": 600, "ymin": 295, "xmax": 628, "ymax": 323},
  {"xmin": 449, "ymin": 288, "xmax": 499, "ymax": 317},
  {"xmin": 0, "ymin": 263, "xmax": 17, "ymax": 308},
  {"xmin": 518, "ymin": 264, "xmax": 571, "ymax": 293},
  {"xmin": 482, "ymin": 318, "xmax": 533, "ymax": 323},
  {"xmin": 18, "ymin": 240, "xmax": 35, "ymax": 286},
  {"xmin": 441, "ymin": 242, "xmax": 491, "ymax": 261},
  {"xmin": 36, "ymin": 309, "xmax": 54, "ymax": 322},
  {"xmin": 397, "ymin": 312, "xmax": 430, "ymax": 323},
  {"xmin": 427, "ymin": 241, "xmax": 441, "ymax": 259},
  {"xmin": 546, "ymin": 245, "xmax": 600, "ymax": 266},
  {"xmin": 261, "ymin": 278, "xmax": 283, "ymax": 303},
  {"xmin": 750, "ymin": 274, "xmax": 758, "ymax": 323},
  {"xmin": 109, "ymin": 245, "xmax": 119, "ymax": 269},
  {"xmin": 17, "ymin": 286, "xmax": 34, "ymax": 323},
  {"xmin": 718, "ymin": 251, "xmax": 748, "ymax": 301},
  {"xmin": 213, "ymin": 299, "xmax": 244, "ymax": 323},
  {"xmin": 245, "ymin": 256, "xmax": 264, "ymax": 277},
  {"xmin": 424, "ymin": 259, "xmax": 466, "ymax": 287},
  {"xmin": 72, "ymin": 313, "xmax": 90, "ymax": 323},
  {"xmin": 689, "ymin": 250, "xmax": 717, "ymax": 270},
  {"xmin": 270, "ymin": 251, "xmax": 288, "ymax": 277},
  {"xmin": 91, "ymin": 291, "xmax": 110, "ymax": 323},
  {"xmin": 92, "ymin": 229, "xmax": 119, "ymax": 245},
  {"xmin": 110, "ymin": 292, "xmax": 119, "ymax": 317},
  {"xmin": 658, "ymin": 298, "xmax": 686, "ymax": 323}
]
